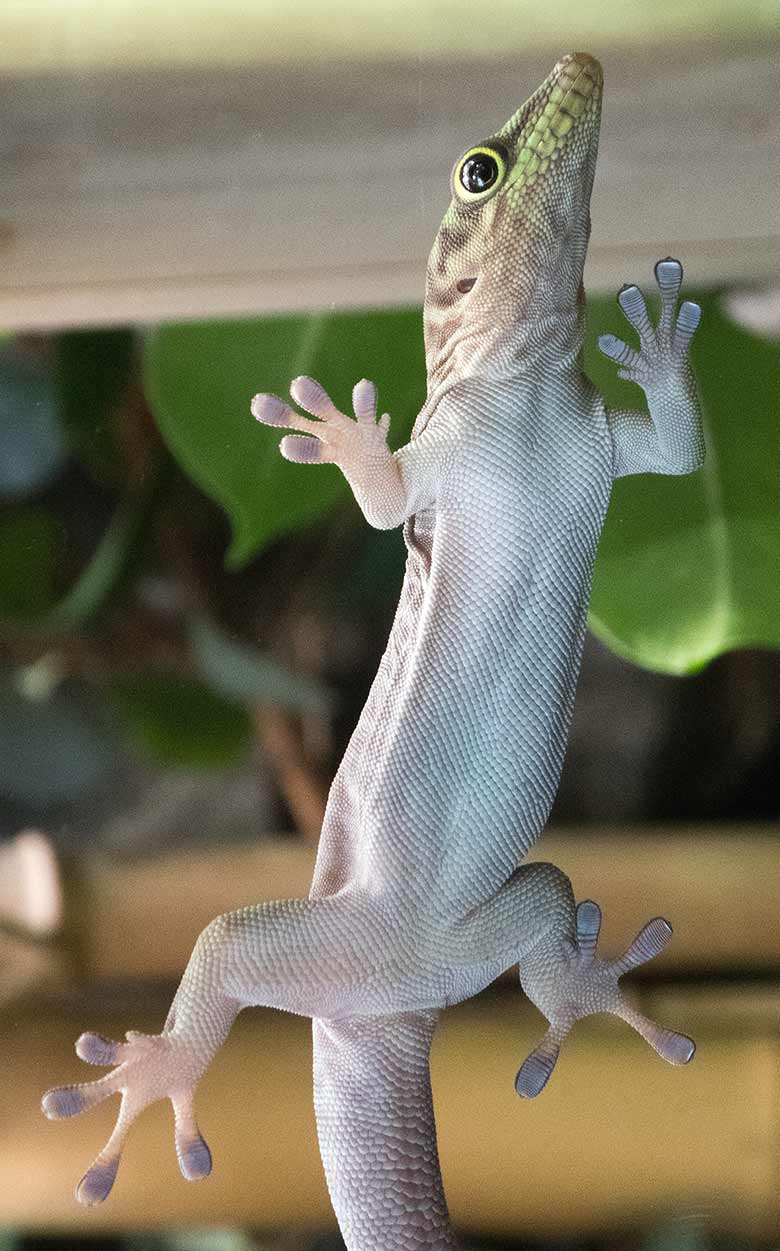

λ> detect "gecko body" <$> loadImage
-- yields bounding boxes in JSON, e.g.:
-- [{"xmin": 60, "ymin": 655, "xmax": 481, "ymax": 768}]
[
  {"xmin": 44, "ymin": 53, "xmax": 703, "ymax": 1250},
  {"xmin": 315, "ymin": 372, "xmax": 612, "ymax": 911}
]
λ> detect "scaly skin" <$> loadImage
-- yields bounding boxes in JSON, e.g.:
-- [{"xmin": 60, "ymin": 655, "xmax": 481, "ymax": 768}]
[{"xmin": 43, "ymin": 52, "xmax": 702, "ymax": 1248}]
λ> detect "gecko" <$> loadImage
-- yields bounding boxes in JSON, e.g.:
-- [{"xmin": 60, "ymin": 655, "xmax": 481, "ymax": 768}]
[{"xmin": 43, "ymin": 51, "xmax": 703, "ymax": 1249}]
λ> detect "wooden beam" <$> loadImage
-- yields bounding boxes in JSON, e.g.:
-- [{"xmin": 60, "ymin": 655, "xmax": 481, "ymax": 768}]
[
  {"xmin": 2, "ymin": 37, "xmax": 778, "ymax": 329},
  {"xmin": 2, "ymin": 3, "xmax": 778, "ymax": 76},
  {"xmin": 7, "ymin": 988, "xmax": 779, "ymax": 1236},
  {"xmin": 10, "ymin": 822, "xmax": 780, "ymax": 1234},
  {"xmin": 70, "ymin": 826, "xmax": 780, "ymax": 982}
]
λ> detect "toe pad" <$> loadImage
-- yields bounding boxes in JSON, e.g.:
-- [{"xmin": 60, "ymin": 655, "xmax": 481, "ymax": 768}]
[
  {"xmin": 77, "ymin": 1157, "xmax": 119, "ymax": 1206},
  {"xmin": 178, "ymin": 1136, "xmax": 213, "ymax": 1181},
  {"xmin": 42, "ymin": 1086, "xmax": 88, "ymax": 1119}
]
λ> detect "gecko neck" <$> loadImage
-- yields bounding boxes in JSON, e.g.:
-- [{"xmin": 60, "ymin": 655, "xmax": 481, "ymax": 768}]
[{"xmin": 424, "ymin": 303, "xmax": 586, "ymax": 389}]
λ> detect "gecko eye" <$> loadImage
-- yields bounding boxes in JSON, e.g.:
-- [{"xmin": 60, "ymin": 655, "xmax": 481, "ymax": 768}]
[
  {"xmin": 453, "ymin": 145, "xmax": 507, "ymax": 203},
  {"xmin": 461, "ymin": 154, "xmax": 498, "ymax": 193}
]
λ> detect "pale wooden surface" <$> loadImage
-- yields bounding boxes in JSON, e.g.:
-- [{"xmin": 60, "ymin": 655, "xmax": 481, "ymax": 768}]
[
  {"xmin": 3, "ymin": 1, "xmax": 778, "ymax": 76},
  {"xmin": 2, "ymin": 38, "xmax": 779, "ymax": 329},
  {"xmin": 72, "ymin": 826, "xmax": 780, "ymax": 980},
  {"xmin": 5, "ymin": 990, "xmax": 779, "ymax": 1236},
  {"xmin": 7, "ymin": 824, "xmax": 780, "ymax": 1233}
]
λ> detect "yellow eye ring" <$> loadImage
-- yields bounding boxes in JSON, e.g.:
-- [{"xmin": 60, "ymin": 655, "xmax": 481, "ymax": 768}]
[{"xmin": 452, "ymin": 145, "xmax": 508, "ymax": 203}]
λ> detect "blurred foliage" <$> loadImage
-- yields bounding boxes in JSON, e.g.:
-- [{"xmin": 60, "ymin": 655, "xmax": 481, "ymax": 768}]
[
  {"xmin": 0, "ymin": 330, "xmax": 332, "ymax": 810},
  {"xmin": 144, "ymin": 308, "xmax": 425, "ymax": 566},
  {"xmin": 189, "ymin": 613, "xmax": 332, "ymax": 715},
  {"xmin": 585, "ymin": 290, "xmax": 780, "ymax": 674},
  {"xmin": 1, "ymin": 291, "xmax": 778, "ymax": 813},
  {"xmin": 54, "ymin": 328, "xmax": 136, "ymax": 482},
  {"xmin": 127, "ymin": 1230, "xmax": 261, "ymax": 1251},
  {"xmin": 0, "ymin": 506, "xmax": 60, "ymax": 618},
  {"xmin": 109, "ymin": 675, "xmax": 252, "ymax": 769},
  {"xmin": 0, "ymin": 681, "xmax": 116, "ymax": 805},
  {"xmin": 46, "ymin": 490, "xmax": 151, "ymax": 630},
  {"xmin": 642, "ymin": 1223, "xmax": 710, "ymax": 1251},
  {"xmin": 0, "ymin": 341, "xmax": 66, "ymax": 496},
  {"xmin": 0, "ymin": 333, "xmax": 150, "ymax": 633}
]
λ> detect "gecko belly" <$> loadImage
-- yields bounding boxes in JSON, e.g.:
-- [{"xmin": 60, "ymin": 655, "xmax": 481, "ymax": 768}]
[{"xmin": 312, "ymin": 381, "xmax": 613, "ymax": 914}]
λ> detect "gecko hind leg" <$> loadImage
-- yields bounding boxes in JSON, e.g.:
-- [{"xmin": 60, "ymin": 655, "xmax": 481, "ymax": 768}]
[
  {"xmin": 42, "ymin": 890, "xmax": 437, "ymax": 1205},
  {"xmin": 516, "ymin": 900, "xmax": 695, "ymax": 1098}
]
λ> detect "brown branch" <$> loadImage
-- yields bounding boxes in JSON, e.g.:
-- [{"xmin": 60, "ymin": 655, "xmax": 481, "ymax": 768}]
[{"xmin": 255, "ymin": 706, "xmax": 328, "ymax": 845}]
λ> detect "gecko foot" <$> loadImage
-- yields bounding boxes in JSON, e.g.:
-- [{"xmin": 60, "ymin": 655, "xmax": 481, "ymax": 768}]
[
  {"xmin": 515, "ymin": 900, "xmax": 695, "ymax": 1098},
  {"xmin": 598, "ymin": 258, "xmax": 701, "ymax": 388},
  {"xmin": 252, "ymin": 376, "xmax": 391, "ymax": 467},
  {"xmin": 42, "ymin": 1029, "xmax": 212, "ymax": 1205}
]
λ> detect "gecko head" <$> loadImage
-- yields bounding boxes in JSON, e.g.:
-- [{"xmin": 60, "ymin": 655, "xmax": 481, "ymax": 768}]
[{"xmin": 424, "ymin": 52, "xmax": 603, "ymax": 373}]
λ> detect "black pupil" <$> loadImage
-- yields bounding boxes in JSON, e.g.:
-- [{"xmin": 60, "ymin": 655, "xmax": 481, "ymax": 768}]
[{"xmin": 460, "ymin": 153, "xmax": 498, "ymax": 194}]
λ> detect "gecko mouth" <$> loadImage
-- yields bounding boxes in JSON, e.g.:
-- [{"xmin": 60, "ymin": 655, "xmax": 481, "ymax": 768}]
[{"xmin": 457, "ymin": 276, "xmax": 477, "ymax": 294}]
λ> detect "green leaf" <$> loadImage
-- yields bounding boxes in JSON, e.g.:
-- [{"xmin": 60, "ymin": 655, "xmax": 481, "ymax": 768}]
[
  {"xmin": 53, "ymin": 329, "xmax": 136, "ymax": 482},
  {"xmin": 189, "ymin": 613, "xmax": 332, "ymax": 713},
  {"xmin": 0, "ymin": 506, "xmax": 60, "ymax": 618},
  {"xmin": 110, "ymin": 675, "xmax": 251, "ymax": 769},
  {"xmin": 585, "ymin": 289, "xmax": 780, "ymax": 674},
  {"xmin": 145, "ymin": 294, "xmax": 780, "ymax": 675},
  {"xmin": 144, "ymin": 308, "xmax": 425, "ymax": 567}
]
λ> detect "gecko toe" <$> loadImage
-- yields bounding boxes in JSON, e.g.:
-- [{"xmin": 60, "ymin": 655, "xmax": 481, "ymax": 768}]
[
  {"xmin": 654, "ymin": 258, "xmax": 684, "ymax": 294},
  {"xmin": 76, "ymin": 1032, "xmax": 121, "ymax": 1066},
  {"xmin": 614, "ymin": 916, "xmax": 672, "ymax": 975},
  {"xmin": 42, "ymin": 1085, "xmax": 90, "ymax": 1119},
  {"xmin": 660, "ymin": 1030, "xmax": 696, "ymax": 1066},
  {"xmin": 76, "ymin": 1156, "xmax": 120, "ymax": 1206},
  {"xmin": 280, "ymin": 434, "xmax": 324, "ymax": 463},
  {"xmin": 514, "ymin": 1026, "xmax": 563, "ymax": 1099},
  {"xmin": 178, "ymin": 1135, "xmax": 213, "ymax": 1181},
  {"xmin": 515, "ymin": 1043, "xmax": 560, "ymax": 1098},
  {"xmin": 251, "ymin": 393, "xmax": 292, "ymax": 427},
  {"xmin": 290, "ymin": 375, "xmax": 336, "ymax": 416},
  {"xmin": 574, "ymin": 899, "xmax": 601, "ymax": 962}
]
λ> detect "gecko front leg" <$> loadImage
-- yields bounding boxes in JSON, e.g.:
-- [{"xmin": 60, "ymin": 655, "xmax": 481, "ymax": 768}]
[
  {"xmin": 252, "ymin": 376, "xmax": 410, "ymax": 529},
  {"xmin": 599, "ymin": 258, "xmax": 705, "ymax": 478}
]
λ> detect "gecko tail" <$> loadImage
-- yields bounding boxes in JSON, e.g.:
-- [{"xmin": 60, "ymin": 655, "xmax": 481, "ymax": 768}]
[{"xmin": 312, "ymin": 1010, "xmax": 459, "ymax": 1249}]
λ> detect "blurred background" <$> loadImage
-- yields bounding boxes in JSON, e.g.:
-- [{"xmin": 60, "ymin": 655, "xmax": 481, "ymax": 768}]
[{"xmin": 1, "ymin": 2, "xmax": 780, "ymax": 1249}]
